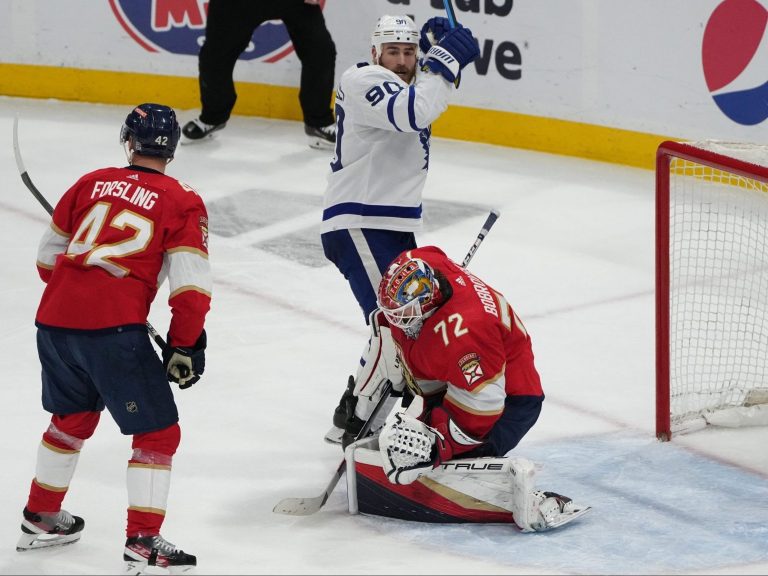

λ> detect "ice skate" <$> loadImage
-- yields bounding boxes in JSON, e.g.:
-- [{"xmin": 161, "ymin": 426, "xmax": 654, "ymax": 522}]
[
  {"xmin": 505, "ymin": 459, "xmax": 591, "ymax": 531},
  {"xmin": 305, "ymin": 123, "xmax": 336, "ymax": 150},
  {"xmin": 181, "ymin": 117, "xmax": 225, "ymax": 142},
  {"xmin": 124, "ymin": 534, "xmax": 196, "ymax": 574},
  {"xmin": 16, "ymin": 507, "xmax": 85, "ymax": 552},
  {"xmin": 527, "ymin": 491, "xmax": 591, "ymax": 532}
]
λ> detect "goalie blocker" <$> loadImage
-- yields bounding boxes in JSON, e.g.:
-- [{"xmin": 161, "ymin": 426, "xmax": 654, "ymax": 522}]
[{"xmin": 343, "ymin": 434, "xmax": 590, "ymax": 532}]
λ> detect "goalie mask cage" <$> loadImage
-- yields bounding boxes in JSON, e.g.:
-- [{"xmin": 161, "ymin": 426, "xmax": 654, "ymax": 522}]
[{"xmin": 656, "ymin": 140, "xmax": 768, "ymax": 441}]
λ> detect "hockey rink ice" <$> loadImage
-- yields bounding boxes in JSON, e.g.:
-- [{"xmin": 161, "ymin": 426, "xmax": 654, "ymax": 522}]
[{"xmin": 0, "ymin": 96, "xmax": 766, "ymax": 575}]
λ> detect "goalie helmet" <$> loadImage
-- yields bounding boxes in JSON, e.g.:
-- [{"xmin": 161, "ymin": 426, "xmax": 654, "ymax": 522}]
[
  {"xmin": 377, "ymin": 253, "xmax": 444, "ymax": 339},
  {"xmin": 120, "ymin": 103, "xmax": 180, "ymax": 160},
  {"xmin": 371, "ymin": 14, "xmax": 419, "ymax": 62}
]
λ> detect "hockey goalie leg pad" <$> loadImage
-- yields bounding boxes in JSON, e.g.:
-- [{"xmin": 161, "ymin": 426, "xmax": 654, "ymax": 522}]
[
  {"xmin": 506, "ymin": 458, "xmax": 539, "ymax": 532},
  {"xmin": 353, "ymin": 394, "xmax": 398, "ymax": 439},
  {"xmin": 354, "ymin": 313, "xmax": 404, "ymax": 405},
  {"xmin": 347, "ymin": 313, "xmax": 405, "ymax": 439},
  {"xmin": 507, "ymin": 460, "xmax": 591, "ymax": 532}
]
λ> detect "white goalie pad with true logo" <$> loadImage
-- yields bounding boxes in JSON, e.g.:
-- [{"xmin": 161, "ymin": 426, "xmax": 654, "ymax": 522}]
[{"xmin": 345, "ymin": 435, "xmax": 591, "ymax": 532}]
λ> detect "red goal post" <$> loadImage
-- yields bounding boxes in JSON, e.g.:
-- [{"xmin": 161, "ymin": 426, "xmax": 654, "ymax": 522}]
[{"xmin": 656, "ymin": 140, "xmax": 768, "ymax": 441}]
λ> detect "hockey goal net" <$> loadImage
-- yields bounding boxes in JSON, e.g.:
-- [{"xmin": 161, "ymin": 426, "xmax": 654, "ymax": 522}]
[{"xmin": 656, "ymin": 140, "xmax": 768, "ymax": 440}]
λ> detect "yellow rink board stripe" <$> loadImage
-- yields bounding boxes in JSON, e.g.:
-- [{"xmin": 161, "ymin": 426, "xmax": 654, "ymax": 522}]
[{"xmin": 1, "ymin": 63, "xmax": 671, "ymax": 169}]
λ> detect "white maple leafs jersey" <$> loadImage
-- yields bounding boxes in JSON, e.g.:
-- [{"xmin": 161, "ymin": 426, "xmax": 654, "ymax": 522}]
[{"xmin": 320, "ymin": 63, "xmax": 453, "ymax": 233}]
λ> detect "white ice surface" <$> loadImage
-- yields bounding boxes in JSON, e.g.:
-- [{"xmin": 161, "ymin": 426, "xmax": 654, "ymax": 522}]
[{"xmin": 0, "ymin": 97, "xmax": 766, "ymax": 575}]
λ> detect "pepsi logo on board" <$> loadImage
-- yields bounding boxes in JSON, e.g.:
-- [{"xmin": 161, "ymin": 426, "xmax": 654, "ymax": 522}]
[{"xmin": 702, "ymin": 0, "xmax": 768, "ymax": 125}]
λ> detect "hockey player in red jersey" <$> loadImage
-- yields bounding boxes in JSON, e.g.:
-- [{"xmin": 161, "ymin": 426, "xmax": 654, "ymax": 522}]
[
  {"xmin": 376, "ymin": 245, "xmax": 544, "ymax": 471},
  {"xmin": 338, "ymin": 246, "xmax": 589, "ymax": 531},
  {"xmin": 16, "ymin": 103, "xmax": 209, "ymax": 572}
]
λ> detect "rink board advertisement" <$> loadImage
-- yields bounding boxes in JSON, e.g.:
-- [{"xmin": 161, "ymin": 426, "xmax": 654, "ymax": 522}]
[{"xmin": 1, "ymin": 0, "xmax": 766, "ymax": 167}]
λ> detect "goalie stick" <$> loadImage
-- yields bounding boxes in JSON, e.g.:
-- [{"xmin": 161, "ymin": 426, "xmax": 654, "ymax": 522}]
[
  {"xmin": 273, "ymin": 209, "xmax": 502, "ymax": 516},
  {"xmin": 272, "ymin": 381, "xmax": 393, "ymax": 516},
  {"xmin": 12, "ymin": 117, "xmax": 168, "ymax": 351}
]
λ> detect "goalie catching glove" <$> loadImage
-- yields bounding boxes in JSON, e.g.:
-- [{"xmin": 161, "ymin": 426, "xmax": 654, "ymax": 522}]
[
  {"xmin": 162, "ymin": 329, "xmax": 207, "ymax": 389},
  {"xmin": 380, "ymin": 412, "xmax": 442, "ymax": 485},
  {"xmin": 379, "ymin": 407, "xmax": 484, "ymax": 485}
]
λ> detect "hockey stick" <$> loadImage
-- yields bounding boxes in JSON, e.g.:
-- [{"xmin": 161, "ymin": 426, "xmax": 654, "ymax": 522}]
[
  {"xmin": 462, "ymin": 209, "xmax": 500, "ymax": 268},
  {"xmin": 272, "ymin": 380, "xmax": 393, "ymax": 516},
  {"xmin": 12, "ymin": 117, "xmax": 168, "ymax": 351},
  {"xmin": 272, "ymin": 209, "xmax": 501, "ymax": 516},
  {"xmin": 12, "ymin": 117, "xmax": 55, "ymax": 215},
  {"xmin": 443, "ymin": 0, "xmax": 458, "ymax": 28},
  {"xmin": 441, "ymin": 0, "xmax": 462, "ymax": 87}
]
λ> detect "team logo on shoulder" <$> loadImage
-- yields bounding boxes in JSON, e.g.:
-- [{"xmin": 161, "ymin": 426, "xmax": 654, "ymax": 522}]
[
  {"xmin": 458, "ymin": 352, "xmax": 483, "ymax": 386},
  {"xmin": 179, "ymin": 181, "xmax": 198, "ymax": 194},
  {"xmin": 199, "ymin": 216, "xmax": 209, "ymax": 249}
]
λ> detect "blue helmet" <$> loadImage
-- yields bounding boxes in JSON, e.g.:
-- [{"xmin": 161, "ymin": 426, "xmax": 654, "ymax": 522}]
[{"xmin": 120, "ymin": 103, "xmax": 180, "ymax": 159}]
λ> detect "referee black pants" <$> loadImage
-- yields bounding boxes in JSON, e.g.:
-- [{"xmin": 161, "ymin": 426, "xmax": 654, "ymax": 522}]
[{"xmin": 198, "ymin": 0, "xmax": 336, "ymax": 127}]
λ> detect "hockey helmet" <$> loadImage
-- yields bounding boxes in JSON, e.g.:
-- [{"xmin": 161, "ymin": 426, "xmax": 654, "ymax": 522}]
[
  {"xmin": 120, "ymin": 103, "xmax": 180, "ymax": 160},
  {"xmin": 371, "ymin": 15, "xmax": 419, "ymax": 61},
  {"xmin": 377, "ymin": 252, "xmax": 444, "ymax": 339}
]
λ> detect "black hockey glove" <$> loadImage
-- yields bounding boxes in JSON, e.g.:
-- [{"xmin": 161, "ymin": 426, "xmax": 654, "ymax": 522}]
[
  {"xmin": 333, "ymin": 376, "xmax": 366, "ymax": 449},
  {"xmin": 163, "ymin": 330, "xmax": 207, "ymax": 389}
]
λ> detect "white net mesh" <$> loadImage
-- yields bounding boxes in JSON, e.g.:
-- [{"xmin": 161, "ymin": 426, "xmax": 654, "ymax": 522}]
[
  {"xmin": 686, "ymin": 140, "xmax": 768, "ymax": 166},
  {"xmin": 667, "ymin": 141, "xmax": 768, "ymax": 433}
]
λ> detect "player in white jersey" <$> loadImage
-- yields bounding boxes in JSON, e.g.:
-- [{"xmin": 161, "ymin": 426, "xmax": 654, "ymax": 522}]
[{"xmin": 320, "ymin": 14, "xmax": 480, "ymax": 443}]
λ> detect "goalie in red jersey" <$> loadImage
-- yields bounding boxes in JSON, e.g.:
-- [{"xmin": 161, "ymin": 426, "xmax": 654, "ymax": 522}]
[
  {"xmin": 16, "ymin": 103, "xmax": 208, "ymax": 572},
  {"xmin": 373, "ymin": 246, "xmax": 544, "ymax": 482},
  {"xmin": 340, "ymin": 246, "xmax": 589, "ymax": 531}
]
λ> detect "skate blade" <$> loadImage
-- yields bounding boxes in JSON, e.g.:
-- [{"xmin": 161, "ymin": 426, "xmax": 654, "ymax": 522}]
[
  {"xmin": 16, "ymin": 531, "xmax": 81, "ymax": 552},
  {"xmin": 308, "ymin": 138, "xmax": 334, "ymax": 151},
  {"xmin": 124, "ymin": 560, "xmax": 196, "ymax": 575},
  {"xmin": 124, "ymin": 560, "xmax": 146, "ymax": 575},
  {"xmin": 179, "ymin": 135, "xmax": 217, "ymax": 146},
  {"xmin": 542, "ymin": 504, "xmax": 592, "ymax": 531}
]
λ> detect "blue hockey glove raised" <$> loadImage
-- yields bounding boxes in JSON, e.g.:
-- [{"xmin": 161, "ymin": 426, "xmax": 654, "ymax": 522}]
[
  {"xmin": 163, "ymin": 330, "xmax": 206, "ymax": 389},
  {"xmin": 422, "ymin": 26, "xmax": 480, "ymax": 84},
  {"xmin": 419, "ymin": 16, "xmax": 456, "ymax": 54}
]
